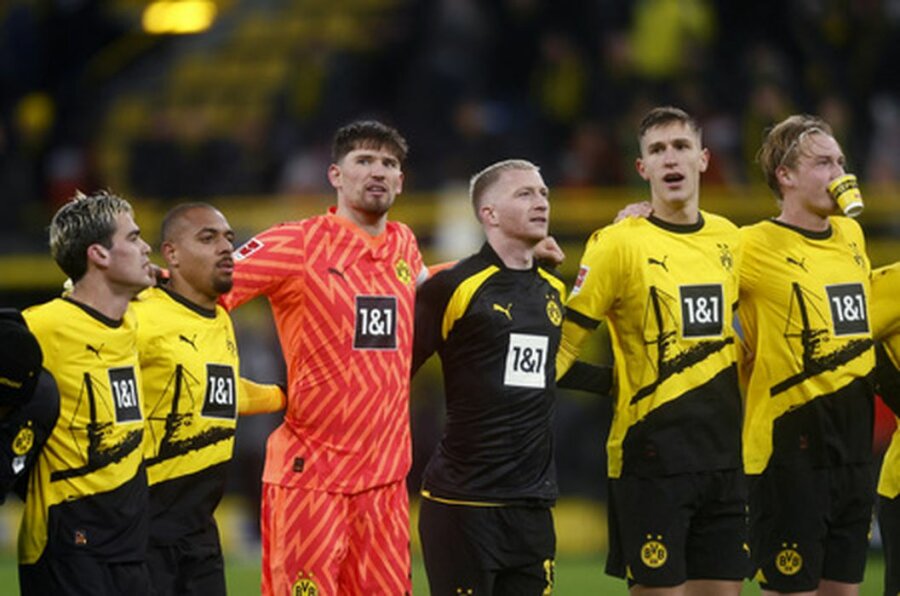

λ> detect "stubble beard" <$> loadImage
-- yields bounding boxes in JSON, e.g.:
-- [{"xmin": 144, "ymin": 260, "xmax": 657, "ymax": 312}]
[{"xmin": 213, "ymin": 274, "xmax": 234, "ymax": 296}]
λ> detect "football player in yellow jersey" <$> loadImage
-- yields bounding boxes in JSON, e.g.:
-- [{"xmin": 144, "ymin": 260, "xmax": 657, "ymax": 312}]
[
  {"xmin": 558, "ymin": 106, "xmax": 748, "ymax": 595},
  {"xmin": 20, "ymin": 191, "xmax": 156, "ymax": 595},
  {"xmin": 740, "ymin": 115, "xmax": 876, "ymax": 595},
  {"xmin": 132, "ymin": 203, "xmax": 284, "ymax": 596},
  {"xmin": 871, "ymin": 263, "xmax": 900, "ymax": 596}
]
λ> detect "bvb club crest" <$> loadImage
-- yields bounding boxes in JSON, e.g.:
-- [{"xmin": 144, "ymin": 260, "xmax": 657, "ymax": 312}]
[
  {"xmin": 546, "ymin": 298, "xmax": 563, "ymax": 327},
  {"xmin": 640, "ymin": 535, "xmax": 668, "ymax": 569},
  {"xmin": 395, "ymin": 258, "xmax": 413, "ymax": 285},
  {"xmin": 718, "ymin": 243, "xmax": 734, "ymax": 272},
  {"xmin": 775, "ymin": 544, "xmax": 803, "ymax": 576},
  {"xmin": 12, "ymin": 424, "xmax": 34, "ymax": 456},
  {"xmin": 292, "ymin": 572, "xmax": 319, "ymax": 596}
]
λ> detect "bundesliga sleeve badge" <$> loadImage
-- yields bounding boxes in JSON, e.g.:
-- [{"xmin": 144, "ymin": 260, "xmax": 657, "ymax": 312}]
[
  {"xmin": 571, "ymin": 265, "xmax": 590, "ymax": 296},
  {"xmin": 234, "ymin": 237, "xmax": 264, "ymax": 261}
]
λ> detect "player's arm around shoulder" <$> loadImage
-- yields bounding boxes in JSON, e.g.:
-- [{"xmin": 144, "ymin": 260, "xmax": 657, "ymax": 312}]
[
  {"xmin": 238, "ymin": 378, "xmax": 286, "ymax": 415},
  {"xmin": 556, "ymin": 223, "xmax": 628, "ymax": 378},
  {"xmin": 223, "ymin": 221, "xmax": 309, "ymax": 311},
  {"xmin": 412, "ymin": 262, "xmax": 466, "ymax": 377}
]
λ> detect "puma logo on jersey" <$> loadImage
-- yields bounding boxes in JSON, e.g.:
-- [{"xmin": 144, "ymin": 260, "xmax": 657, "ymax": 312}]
[
  {"xmin": 85, "ymin": 344, "xmax": 103, "ymax": 358},
  {"xmin": 786, "ymin": 256, "xmax": 808, "ymax": 272},
  {"xmin": 648, "ymin": 256, "xmax": 669, "ymax": 272},
  {"xmin": 493, "ymin": 303, "xmax": 513, "ymax": 320},
  {"xmin": 179, "ymin": 334, "xmax": 198, "ymax": 351},
  {"xmin": 327, "ymin": 267, "xmax": 345, "ymax": 278}
]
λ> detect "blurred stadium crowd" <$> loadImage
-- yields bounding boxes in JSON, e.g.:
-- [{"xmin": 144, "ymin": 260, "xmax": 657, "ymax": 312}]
[
  {"xmin": 3, "ymin": 0, "xmax": 900, "ymax": 249},
  {"xmin": 2, "ymin": 0, "xmax": 900, "ymax": 542}
]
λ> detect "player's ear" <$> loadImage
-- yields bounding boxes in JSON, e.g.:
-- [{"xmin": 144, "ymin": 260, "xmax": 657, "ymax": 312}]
[
  {"xmin": 86, "ymin": 243, "xmax": 110, "ymax": 268},
  {"xmin": 698, "ymin": 147, "xmax": 710, "ymax": 173},
  {"xmin": 327, "ymin": 164, "xmax": 341, "ymax": 189},
  {"xmin": 635, "ymin": 157, "xmax": 649, "ymax": 181},
  {"xmin": 161, "ymin": 241, "xmax": 178, "ymax": 268},
  {"xmin": 480, "ymin": 203, "xmax": 497, "ymax": 226},
  {"xmin": 776, "ymin": 164, "xmax": 794, "ymax": 189}
]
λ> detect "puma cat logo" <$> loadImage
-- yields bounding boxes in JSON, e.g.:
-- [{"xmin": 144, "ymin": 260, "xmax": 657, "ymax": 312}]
[
  {"xmin": 786, "ymin": 256, "xmax": 808, "ymax": 272},
  {"xmin": 179, "ymin": 334, "xmax": 198, "ymax": 351},
  {"xmin": 492, "ymin": 303, "xmax": 513, "ymax": 320},
  {"xmin": 85, "ymin": 344, "xmax": 103, "ymax": 358},
  {"xmin": 648, "ymin": 256, "xmax": 669, "ymax": 272}
]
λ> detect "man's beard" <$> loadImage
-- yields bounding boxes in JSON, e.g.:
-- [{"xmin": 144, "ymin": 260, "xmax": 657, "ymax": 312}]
[
  {"xmin": 213, "ymin": 276, "xmax": 234, "ymax": 295},
  {"xmin": 361, "ymin": 192, "xmax": 395, "ymax": 216}
]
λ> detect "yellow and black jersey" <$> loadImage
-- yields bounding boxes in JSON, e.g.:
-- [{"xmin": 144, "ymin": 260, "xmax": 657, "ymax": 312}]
[
  {"xmin": 872, "ymin": 262, "xmax": 900, "ymax": 359},
  {"xmin": 738, "ymin": 217, "xmax": 875, "ymax": 475},
  {"xmin": 412, "ymin": 243, "xmax": 566, "ymax": 505},
  {"xmin": 132, "ymin": 286, "xmax": 238, "ymax": 543},
  {"xmin": 871, "ymin": 262, "xmax": 900, "ymax": 498},
  {"xmin": 564, "ymin": 212, "xmax": 743, "ymax": 479},
  {"xmin": 21, "ymin": 298, "xmax": 147, "ymax": 564}
]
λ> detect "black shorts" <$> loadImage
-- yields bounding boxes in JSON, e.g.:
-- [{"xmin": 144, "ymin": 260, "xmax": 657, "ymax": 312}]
[
  {"xmin": 606, "ymin": 469, "xmax": 749, "ymax": 587},
  {"xmin": 418, "ymin": 498, "xmax": 555, "ymax": 596},
  {"xmin": 749, "ymin": 463, "xmax": 874, "ymax": 593},
  {"xmin": 19, "ymin": 554, "xmax": 152, "ymax": 596},
  {"xmin": 147, "ymin": 524, "xmax": 225, "ymax": 596}
]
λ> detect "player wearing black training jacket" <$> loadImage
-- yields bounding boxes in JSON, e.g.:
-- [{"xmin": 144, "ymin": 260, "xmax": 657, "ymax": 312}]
[{"xmin": 412, "ymin": 159, "xmax": 609, "ymax": 596}]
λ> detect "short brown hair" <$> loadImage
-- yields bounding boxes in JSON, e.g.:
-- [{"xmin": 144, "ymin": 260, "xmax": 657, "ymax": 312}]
[
  {"xmin": 469, "ymin": 159, "xmax": 540, "ymax": 220},
  {"xmin": 331, "ymin": 120, "xmax": 408, "ymax": 164},
  {"xmin": 638, "ymin": 106, "xmax": 702, "ymax": 144},
  {"xmin": 49, "ymin": 190, "xmax": 133, "ymax": 282},
  {"xmin": 757, "ymin": 114, "xmax": 834, "ymax": 200}
]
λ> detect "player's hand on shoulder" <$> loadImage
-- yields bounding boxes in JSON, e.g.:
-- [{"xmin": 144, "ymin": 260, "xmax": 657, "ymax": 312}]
[
  {"xmin": 535, "ymin": 236, "xmax": 565, "ymax": 267},
  {"xmin": 614, "ymin": 201, "xmax": 653, "ymax": 223}
]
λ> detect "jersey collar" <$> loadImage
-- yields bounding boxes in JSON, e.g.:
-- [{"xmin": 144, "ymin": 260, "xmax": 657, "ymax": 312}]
[
  {"xmin": 160, "ymin": 286, "xmax": 218, "ymax": 319},
  {"xmin": 647, "ymin": 212, "xmax": 705, "ymax": 234},
  {"xmin": 327, "ymin": 207, "xmax": 389, "ymax": 252},
  {"xmin": 478, "ymin": 242, "xmax": 538, "ymax": 272},
  {"xmin": 767, "ymin": 217, "xmax": 833, "ymax": 240},
  {"xmin": 62, "ymin": 296, "xmax": 123, "ymax": 328}
]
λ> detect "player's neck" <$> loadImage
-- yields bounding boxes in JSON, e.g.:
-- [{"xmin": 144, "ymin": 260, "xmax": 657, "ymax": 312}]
[
  {"xmin": 334, "ymin": 204, "xmax": 387, "ymax": 237},
  {"xmin": 488, "ymin": 235, "xmax": 534, "ymax": 270},
  {"xmin": 166, "ymin": 276, "xmax": 217, "ymax": 310},
  {"xmin": 69, "ymin": 277, "xmax": 132, "ymax": 321},
  {"xmin": 650, "ymin": 198, "xmax": 700, "ymax": 225},
  {"xmin": 776, "ymin": 202, "xmax": 830, "ymax": 232}
]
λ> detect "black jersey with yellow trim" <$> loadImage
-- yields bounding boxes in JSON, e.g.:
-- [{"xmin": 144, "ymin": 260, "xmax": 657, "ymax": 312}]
[
  {"xmin": 132, "ymin": 286, "xmax": 239, "ymax": 543},
  {"xmin": 564, "ymin": 212, "xmax": 743, "ymax": 479},
  {"xmin": 21, "ymin": 298, "xmax": 148, "ymax": 564},
  {"xmin": 738, "ymin": 217, "xmax": 875, "ymax": 475},
  {"xmin": 413, "ymin": 242, "xmax": 565, "ymax": 505},
  {"xmin": 0, "ymin": 371, "xmax": 59, "ymax": 504}
]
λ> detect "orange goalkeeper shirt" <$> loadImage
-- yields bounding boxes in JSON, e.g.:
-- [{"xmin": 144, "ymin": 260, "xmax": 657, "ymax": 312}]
[{"xmin": 222, "ymin": 210, "xmax": 423, "ymax": 493}]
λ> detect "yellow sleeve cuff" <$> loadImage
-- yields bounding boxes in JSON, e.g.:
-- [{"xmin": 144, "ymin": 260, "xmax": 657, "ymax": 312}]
[
  {"xmin": 239, "ymin": 377, "xmax": 286, "ymax": 415},
  {"xmin": 556, "ymin": 319, "xmax": 593, "ymax": 380}
]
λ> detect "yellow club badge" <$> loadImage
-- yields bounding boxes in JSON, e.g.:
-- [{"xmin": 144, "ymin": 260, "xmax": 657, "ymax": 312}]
[
  {"xmin": 546, "ymin": 298, "xmax": 562, "ymax": 327},
  {"xmin": 775, "ymin": 544, "xmax": 803, "ymax": 576},
  {"xmin": 640, "ymin": 535, "xmax": 668, "ymax": 569},
  {"xmin": 12, "ymin": 423, "xmax": 34, "ymax": 456},
  {"xmin": 292, "ymin": 571, "xmax": 319, "ymax": 596},
  {"xmin": 395, "ymin": 258, "xmax": 413, "ymax": 285}
]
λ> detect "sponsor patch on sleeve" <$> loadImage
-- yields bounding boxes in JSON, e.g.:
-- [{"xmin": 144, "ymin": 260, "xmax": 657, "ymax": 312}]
[
  {"xmin": 234, "ymin": 237, "xmax": 264, "ymax": 261},
  {"xmin": 571, "ymin": 265, "xmax": 590, "ymax": 295}
]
